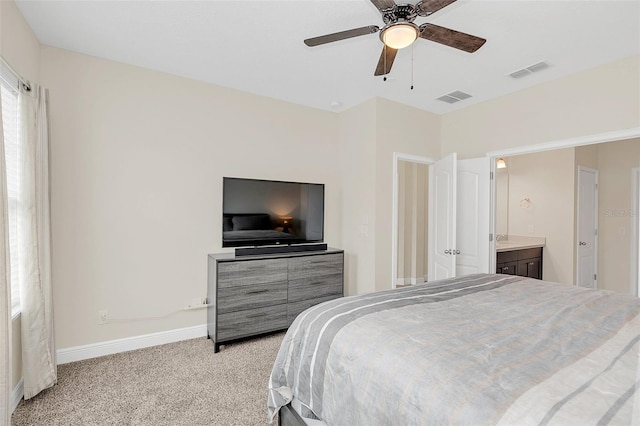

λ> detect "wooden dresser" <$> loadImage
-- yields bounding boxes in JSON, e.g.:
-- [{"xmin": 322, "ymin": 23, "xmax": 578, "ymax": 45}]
[{"xmin": 207, "ymin": 248, "xmax": 344, "ymax": 352}]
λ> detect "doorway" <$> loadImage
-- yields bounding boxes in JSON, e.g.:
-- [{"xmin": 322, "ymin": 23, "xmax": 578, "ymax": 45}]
[
  {"xmin": 490, "ymin": 136, "xmax": 640, "ymax": 295},
  {"xmin": 392, "ymin": 153, "xmax": 434, "ymax": 288}
]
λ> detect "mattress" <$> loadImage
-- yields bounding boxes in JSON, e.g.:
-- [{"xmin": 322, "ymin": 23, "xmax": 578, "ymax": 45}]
[{"xmin": 268, "ymin": 273, "xmax": 640, "ymax": 425}]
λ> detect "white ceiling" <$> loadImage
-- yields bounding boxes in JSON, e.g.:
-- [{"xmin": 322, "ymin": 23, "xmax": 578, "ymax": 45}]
[{"xmin": 15, "ymin": 0, "xmax": 640, "ymax": 114}]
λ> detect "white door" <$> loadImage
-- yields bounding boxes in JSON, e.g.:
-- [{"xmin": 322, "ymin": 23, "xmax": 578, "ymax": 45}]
[
  {"xmin": 576, "ymin": 166, "xmax": 598, "ymax": 288},
  {"xmin": 457, "ymin": 158, "xmax": 491, "ymax": 276},
  {"xmin": 428, "ymin": 153, "xmax": 457, "ymax": 280}
]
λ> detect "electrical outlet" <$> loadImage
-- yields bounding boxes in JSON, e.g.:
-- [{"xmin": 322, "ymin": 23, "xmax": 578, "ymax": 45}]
[
  {"xmin": 184, "ymin": 297, "xmax": 209, "ymax": 310},
  {"xmin": 188, "ymin": 298, "xmax": 201, "ymax": 309},
  {"xmin": 98, "ymin": 309, "xmax": 108, "ymax": 325}
]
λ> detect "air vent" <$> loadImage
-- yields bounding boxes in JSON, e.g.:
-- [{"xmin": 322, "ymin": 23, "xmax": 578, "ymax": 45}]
[
  {"xmin": 509, "ymin": 61, "xmax": 551, "ymax": 79},
  {"xmin": 436, "ymin": 90, "xmax": 472, "ymax": 104}
]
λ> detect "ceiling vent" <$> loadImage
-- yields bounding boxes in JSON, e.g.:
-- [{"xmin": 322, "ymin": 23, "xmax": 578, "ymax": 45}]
[
  {"xmin": 436, "ymin": 90, "xmax": 472, "ymax": 104},
  {"xmin": 509, "ymin": 61, "xmax": 550, "ymax": 79}
]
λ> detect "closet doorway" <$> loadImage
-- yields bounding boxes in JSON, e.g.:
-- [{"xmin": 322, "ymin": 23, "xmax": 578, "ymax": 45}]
[{"xmin": 392, "ymin": 153, "xmax": 434, "ymax": 288}]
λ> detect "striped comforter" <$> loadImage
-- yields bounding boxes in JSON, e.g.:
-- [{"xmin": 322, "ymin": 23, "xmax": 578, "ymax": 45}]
[{"xmin": 268, "ymin": 274, "xmax": 640, "ymax": 425}]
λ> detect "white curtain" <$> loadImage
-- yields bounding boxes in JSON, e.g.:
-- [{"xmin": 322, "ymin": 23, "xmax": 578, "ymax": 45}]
[
  {"xmin": 0, "ymin": 77, "xmax": 13, "ymax": 426},
  {"xmin": 18, "ymin": 85, "xmax": 56, "ymax": 400}
]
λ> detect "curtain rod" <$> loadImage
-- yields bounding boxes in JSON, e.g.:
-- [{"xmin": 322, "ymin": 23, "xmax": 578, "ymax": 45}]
[{"xmin": 0, "ymin": 55, "xmax": 31, "ymax": 91}]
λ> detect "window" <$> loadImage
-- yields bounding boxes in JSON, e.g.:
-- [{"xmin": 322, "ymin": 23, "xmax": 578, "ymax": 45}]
[{"xmin": 1, "ymin": 64, "xmax": 21, "ymax": 316}]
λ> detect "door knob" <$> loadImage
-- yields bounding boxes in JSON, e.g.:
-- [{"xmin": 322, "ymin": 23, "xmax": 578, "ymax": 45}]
[
  {"xmin": 579, "ymin": 241, "xmax": 587, "ymax": 246},
  {"xmin": 455, "ymin": 249, "xmax": 460, "ymax": 255},
  {"xmin": 444, "ymin": 249, "xmax": 451, "ymax": 255}
]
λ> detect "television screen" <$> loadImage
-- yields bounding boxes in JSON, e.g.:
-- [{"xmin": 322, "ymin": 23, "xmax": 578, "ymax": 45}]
[{"xmin": 222, "ymin": 177, "xmax": 325, "ymax": 248}]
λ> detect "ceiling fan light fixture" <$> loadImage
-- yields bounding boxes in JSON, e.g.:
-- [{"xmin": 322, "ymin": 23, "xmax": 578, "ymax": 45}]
[{"xmin": 381, "ymin": 22, "xmax": 418, "ymax": 49}]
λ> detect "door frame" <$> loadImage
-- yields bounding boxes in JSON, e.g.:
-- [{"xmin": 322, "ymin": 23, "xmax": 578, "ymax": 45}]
[
  {"xmin": 486, "ymin": 126, "xmax": 640, "ymax": 286},
  {"xmin": 391, "ymin": 152, "xmax": 436, "ymax": 288},
  {"xmin": 576, "ymin": 165, "xmax": 599, "ymax": 288}
]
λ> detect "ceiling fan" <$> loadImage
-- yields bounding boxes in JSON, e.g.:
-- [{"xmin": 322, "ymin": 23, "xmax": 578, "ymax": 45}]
[{"xmin": 304, "ymin": 0, "xmax": 486, "ymax": 76}]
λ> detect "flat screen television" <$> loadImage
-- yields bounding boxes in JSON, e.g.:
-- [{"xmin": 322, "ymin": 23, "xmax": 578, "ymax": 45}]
[{"xmin": 222, "ymin": 177, "xmax": 325, "ymax": 248}]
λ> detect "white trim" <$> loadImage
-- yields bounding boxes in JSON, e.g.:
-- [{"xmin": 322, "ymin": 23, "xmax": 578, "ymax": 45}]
[
  {"xmin": 487, "ymin": 127, "xmax": 640, "ymax": 158},
  {"xmin": 487, "ymin": 155, "xmax": 497, "ymax": 273},
  {"xmin": 11, "ymin": 378, "xmax": 23, "ymax": 413},
  {"xmin": 392, "ymin": 152, "xmax": 436, "ymax": 289},
  {"xmin": 56, "ymin": 324, "xmax": 207, "ymax": 365},
  {"xmin": 632, "ymin": 167, "xmax": 639, "ymax": 297}
]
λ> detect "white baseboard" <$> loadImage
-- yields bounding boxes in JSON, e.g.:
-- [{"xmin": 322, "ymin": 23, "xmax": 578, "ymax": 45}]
[
  {"xmin": 56, "ymin": 324, "xmax": 207, "ymax": 365},
  {"xmin": 11, "ymin": 378, "xmax": 23, "ymax": 413}
]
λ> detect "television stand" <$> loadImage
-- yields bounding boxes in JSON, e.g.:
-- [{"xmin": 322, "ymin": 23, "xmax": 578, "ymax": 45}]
[
  {"xmin": 235, "ymin": 243, "xmax": 328, "ymax": 257},
  {"xmin": 207, "ymin": 248, "xmax": 344, "ymax": 352}
]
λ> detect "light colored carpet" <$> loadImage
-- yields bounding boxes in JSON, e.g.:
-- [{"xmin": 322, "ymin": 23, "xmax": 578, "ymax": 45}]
[{"xmin": 12, "ymin": 333, "xmax": 285, "ymax": 425}]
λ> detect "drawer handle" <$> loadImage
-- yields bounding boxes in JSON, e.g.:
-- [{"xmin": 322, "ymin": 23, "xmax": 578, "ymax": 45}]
[
  {"xmin": 245, "ymin": 312, "xmax": 267, "ymax": 318},
  {"xmin": 246, "ymin": 289, "xmax": 269, "ymax": 295},
  {"xmin": 529, "ymin": 262, "xmax": 534, "ymax": 266}
]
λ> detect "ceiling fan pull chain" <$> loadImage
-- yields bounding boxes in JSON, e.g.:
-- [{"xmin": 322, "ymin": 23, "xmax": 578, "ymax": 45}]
[
  {"xmin": 383, "ymin": 44, "xmax": 387, "ymax": 81},
  {"xmin": 410, "ymin": 43, "xmax": 414, "ymax": 90}
]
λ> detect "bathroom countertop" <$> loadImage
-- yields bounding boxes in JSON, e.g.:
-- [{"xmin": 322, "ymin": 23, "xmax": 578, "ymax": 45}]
[{"xmin": 496, "ymin": 235, "xmax": 546, "ymax": 252}]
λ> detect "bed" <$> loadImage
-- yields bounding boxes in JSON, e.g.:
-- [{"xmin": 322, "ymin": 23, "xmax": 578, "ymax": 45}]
[{"xmin": 268, "ymin": 273, "xmax": 640, "ymax": 425}]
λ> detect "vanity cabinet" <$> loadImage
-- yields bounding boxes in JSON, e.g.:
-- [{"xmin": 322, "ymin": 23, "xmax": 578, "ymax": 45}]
[
  {"xmin": 207, "ymin": 249, "xmax": 344, "ymax": 352},
  {"xmin": 497, "ymin": 247, "xmax": 543, "ymax": 280}
]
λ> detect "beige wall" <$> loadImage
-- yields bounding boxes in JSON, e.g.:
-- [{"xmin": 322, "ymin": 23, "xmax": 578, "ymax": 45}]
[
  {"xmin": 374, "ymin": 98, "xmax": 440, "ymax": 292},
  {"xmin": 1, "ymin": 0, "xmax": 41, "ymax": 391},
  {"xmin": 442, "ymin": 56, "xmax": 640, "ymax": 159},
  {"xmin": 505, "ymin": 148, "xmax": 576, "ymax": 284},
  {"xmin": 41, "ymin": 46, "xmax": 345, "ymax": 348},
  {"xmin": 339, "ymin": 98, "xmax": 440, "ymax": 295},
  {"xmin": 338, "ymin": 99, "xmax": 377, "ymax": 296},
  {"xmin": 595, "ymin": 138, "xmax": 640, "ymax": 295},
  {"xmin": 7, "ymin": 11, "xmax": 441, "ymax": 351},
  {"xmin": 1, "ymin": 0, "xmax": 39, "ymax": 82}
]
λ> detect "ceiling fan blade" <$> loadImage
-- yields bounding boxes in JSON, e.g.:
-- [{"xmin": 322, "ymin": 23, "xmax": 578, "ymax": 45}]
[
  {"xmin": 416, "ymin": 0, "xmax": 457, "ymax": 16},
  {"xmin": 374, "ymin": 46, "xmax": 398, "ymax": 76},
  {"xmin": 369, "ymin": 0, "xmax": 396, "ymax": 12},
  {"xmin": 304, "ymin": 26, "xmax": 379, "ymax": 47},
  {"xmin": 419, "ymin": 23, "xmax": 486, "ymax": 53}
]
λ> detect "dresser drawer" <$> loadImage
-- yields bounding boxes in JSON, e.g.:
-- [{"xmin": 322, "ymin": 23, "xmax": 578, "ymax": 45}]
[
  {"xmin": 288, "ymin": 253, "xmax": 344, "ymax": 280},
  {"xmin": 217, "ymin": 304, "xmax": 288, "ymax": 341},
  {"xmin": 288, "ymin": 273, "xmax": 343, "ymax": 303},
  {"xmin": 287, "ymin": 294, "xmax": 341, "ymax": 324},
  {"xmin": 217, "ymin": 281, "xmax": 287, "ymax": 314},
  {"xmin": 218, "ymin": 258, "xmax": 288, "ymax": 288}
]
